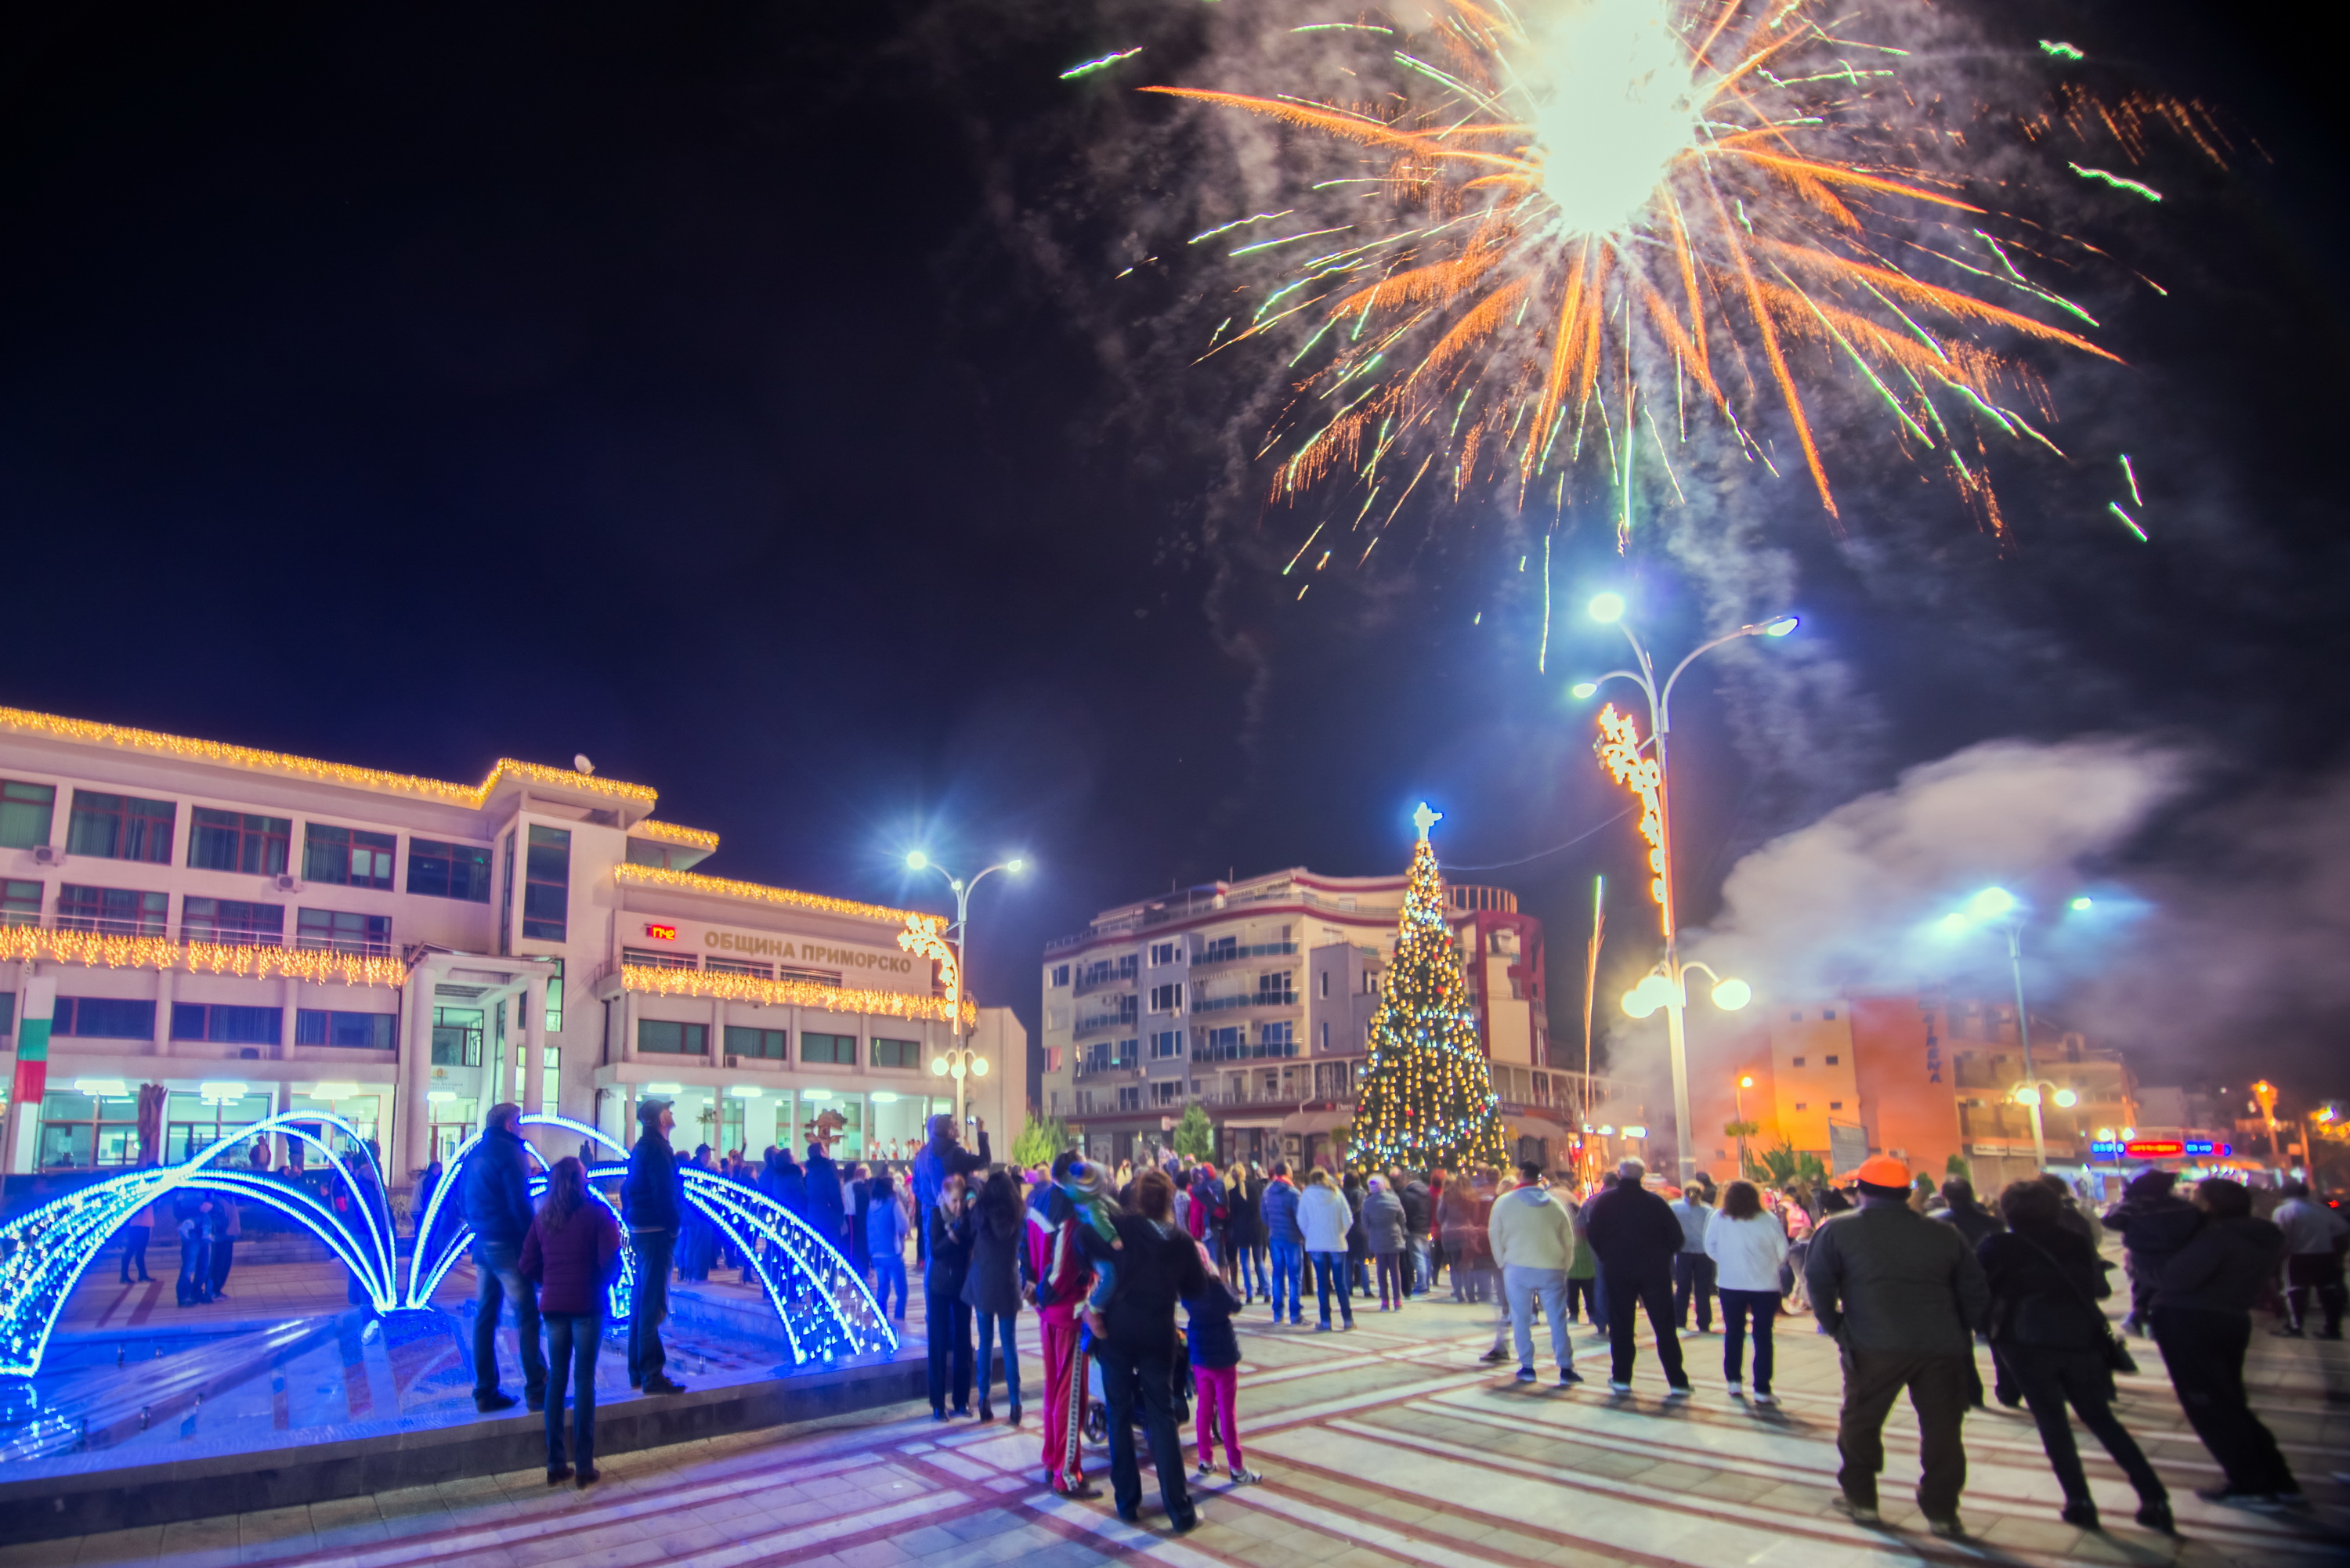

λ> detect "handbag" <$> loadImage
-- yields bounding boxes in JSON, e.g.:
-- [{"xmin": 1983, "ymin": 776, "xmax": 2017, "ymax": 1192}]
[{"xmin": 2013, "ymin": 1232, "xmax": 2138, "ymax": 1375}]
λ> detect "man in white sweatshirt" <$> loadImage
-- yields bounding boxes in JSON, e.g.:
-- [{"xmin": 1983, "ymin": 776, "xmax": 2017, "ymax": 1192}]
[{"xmin": 1488, "ymin": 1162, "xmax": 1585, "ymax": 1388}]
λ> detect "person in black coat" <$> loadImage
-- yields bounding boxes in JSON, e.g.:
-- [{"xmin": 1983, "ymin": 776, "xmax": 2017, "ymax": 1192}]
[
  {"xmin": 461, "ymin": 1103, "xmax": 546, "ymax": 1412},
  {"xmin": 2150, "ymin": 1179, "xmax": 2301, "ymax": 1508},
  {"xmin": 1979, "ymin": 1180, "xmax": 2169, "ymax": 1533},
  {"xmin": 620, "ymin": 1099, "xmax": 686, "ymax": 1394},
  {"xmin": 960, "ymin": 1169, "xmax": 1025, "ymax": 1423},
  {"xmin": 1080, "ymin": 1168, "xmax": 1207, "ymax": 1533},
  {"xmin": 924, "ymin": 1173, "xmax": 977, "ymax": 1418},
  {"xmin": 804, "ymin": 1142, "xmax": 848, "ymax": 1253},
  {"xmin": 1580, "ymin": 1158, "xmax": 1690, "ymax": 1393},
  {"xmin": 1224, "ymin": 1167, "xmax": 1267, "ymax": 1303},
  {"xmin": 2101, "ymin": 1169, "xmax": 2200, "ymax": 1335}
]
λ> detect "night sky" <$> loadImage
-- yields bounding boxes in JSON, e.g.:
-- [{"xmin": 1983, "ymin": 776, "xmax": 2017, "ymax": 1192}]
[{"xmin": 3, "ymin": 3, "xmax": 2345, "ymax": 1104}]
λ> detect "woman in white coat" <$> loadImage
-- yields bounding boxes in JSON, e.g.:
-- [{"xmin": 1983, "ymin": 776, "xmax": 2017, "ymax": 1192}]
[{"xmin": 1704, "ymin": 1180, "xmax": 1790, "ymax": 1403}]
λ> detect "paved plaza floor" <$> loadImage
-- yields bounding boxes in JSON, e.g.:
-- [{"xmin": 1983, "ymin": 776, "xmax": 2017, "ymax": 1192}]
[{"xmin": 7, "ymin": 1272, "xmax": 2345, "ymax": 1568}]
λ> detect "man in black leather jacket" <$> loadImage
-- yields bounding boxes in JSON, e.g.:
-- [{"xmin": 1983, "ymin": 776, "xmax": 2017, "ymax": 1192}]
[{"xmin": 461, "ymin": 1102, "xmax": 544, "ymax": 1412}]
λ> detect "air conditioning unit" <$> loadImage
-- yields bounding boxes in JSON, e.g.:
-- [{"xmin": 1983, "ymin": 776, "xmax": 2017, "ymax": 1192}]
[
  {"xmin": 31, "ymin": 844, "xmax": 63, "ymax": 867},
  {"xmin": 273, "ymin": 873, "xmax": 302, "ymax": 893},
  {"xmin": 725, "ymin": 1055, "xmax": 742, "ymax": 1068}
]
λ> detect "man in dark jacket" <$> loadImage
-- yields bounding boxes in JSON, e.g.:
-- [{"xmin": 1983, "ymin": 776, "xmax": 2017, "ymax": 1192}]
[
  {"xmin": 912, "ymin": 1114, "xmax": 992, "ymax": 1266},
  {"xmin": 1081, "ymin": 1168, "xmax": 1209, "ymax": 1532},
  {"xmin": 1933, "ymin": 1179, "xmax": 2003, "ymax": 1249},
  {"xmin": 461, "ymin": 1102, "xmax": 545, "ymax": 1412},
  {"xmin": 1805, "ymin": 1156, "xmax": 1990, "ymax": 1537},
  {"xmin": 2150, "ymin": 1178, "xmax": 2302, "ymax": 1508},
  {"xmin": 1260, "ymin": 1165, "xmax": 1305, "ymax": 1325},
  {"xmin": 620, "ymin": 1098, "xmax": 687, "ymax": 1395},
  {"xmin": 1582, "ymin": 1158, "xmax": 1689, "ymax": 1394},
  {"xmin": 1398, "ymin": 1172, "xmax": 1434, "ymax": 1296},
  {"xmin": 2101, "ymin": 1169, "xmax": 2200, "ymax": 1335},
  {"xmin": 804, "ymin": 1142, "xmax": 848, "ymax": 1252}
]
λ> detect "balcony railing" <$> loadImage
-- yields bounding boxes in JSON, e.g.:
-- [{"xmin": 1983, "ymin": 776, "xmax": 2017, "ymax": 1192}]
[
  {"xmin": 1073, "ymin": 967, "xmax": 1138, "ymax": 997},
  {"xmin": 1073, "ymin": 1007, "xmax": 1137, "ymax": 1037},
  {"xmin": 54, "ymin": 915, "xmax": 171, "ymax": 940},
  {"xmin": 1073, "ymin": 1057, "xmax": 1141, "ymax": 1078},
  {"xmin": 1189, "ymin": 990, "xmax": 1296, "ymax": 1013},
  {"xmin": 1188, "ymin": 941, "xmax": 1296, "ymax": 970},
  {"xmin": 1192, "ymin": 1039, "xmax": 1300, "ymax": 1062}
]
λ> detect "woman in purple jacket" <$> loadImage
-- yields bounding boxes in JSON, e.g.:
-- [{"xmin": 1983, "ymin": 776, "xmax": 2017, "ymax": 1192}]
[{"xmin": 522, "ymin": 1157, "xmax": 622, "ymax": 1487}]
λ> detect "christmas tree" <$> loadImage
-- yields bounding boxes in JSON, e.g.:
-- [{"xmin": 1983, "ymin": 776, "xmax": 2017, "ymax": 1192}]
[{"xmin": 1351, "ymin": 804, "xmax": 1508, "ymax": 1172}]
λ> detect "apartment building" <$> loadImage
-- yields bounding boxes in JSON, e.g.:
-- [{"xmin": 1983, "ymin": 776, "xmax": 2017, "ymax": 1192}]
[
  {"xmin": 0, "ymin": 706, "xmax": 1019, "ymax": 1188},
  {"xmin": 1038, "ymin": 865, "xmax": 1629, "ymax": 1170}
]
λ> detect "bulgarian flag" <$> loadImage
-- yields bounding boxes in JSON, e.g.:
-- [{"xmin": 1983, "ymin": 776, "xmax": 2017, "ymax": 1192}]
[{"xmin": 11, "ymin": 976, "xmax": 53, "ymax": 1105}]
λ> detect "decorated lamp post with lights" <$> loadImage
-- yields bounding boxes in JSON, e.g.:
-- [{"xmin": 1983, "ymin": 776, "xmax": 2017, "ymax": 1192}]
[
  {"xmin": 898, "ymin": 853, "xmax": 1025, "ymax": 1129},
  {"xmin": 1938, "ymin": 886, "xmax": 2057, "ymax": 1169},
  {"xmin": 1571, "ymin": 593, "xmax": 1790, "ymax": 1185}
]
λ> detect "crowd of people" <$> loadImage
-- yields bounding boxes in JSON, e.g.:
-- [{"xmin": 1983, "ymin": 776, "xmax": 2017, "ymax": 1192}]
[{"xmin": 444, "ymin": 1104, "xmax": 2341, "ymax": 1536}]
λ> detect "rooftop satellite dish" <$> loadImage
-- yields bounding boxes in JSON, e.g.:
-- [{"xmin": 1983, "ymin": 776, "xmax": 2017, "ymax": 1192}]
[{"xmin": 573, "ymin": 754, "xmax": 595, "ymax": 775}]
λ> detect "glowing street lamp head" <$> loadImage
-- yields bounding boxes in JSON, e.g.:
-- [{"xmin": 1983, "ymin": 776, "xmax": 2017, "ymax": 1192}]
[
  {"xmin": 931, "ymin": 1057, "xmax": 950, "ymax": 1077},
  {"xmin": 1763, "ymin": 616, "xmax": 1799, "ymax": 638},
  {"xmin": 2053, "ymin": 1088, "xmax": 2079, "ymax": 1108},
  {"xmin": 1621, "ymin": 971, "xmax": 1675, "ymax": 1019},
  {"xmin": 1587, "ymin": 591, "xmax": 1626, "ymax": 623},
  {"xmin": 1710, "ymin": 977, "xmax": 1752, "ymax": 1011},
  {"xmin": 1738, "ymin": 1075, "xmax": 1755, "ymax": 1089},
  {"xmin": 1570, "ymin": 681, "xmax": 1600, "ymax": 699},
  {"xmin": 2070, "ymin": 896, "xmax": 2094, "ymax": 912},
  {"xmin": 905, "ymin": 851, "xmax": 928, "ymax": 872},
  {"xmin": 1006, "ymin": 857, "xmax": 1027, "ymax": 875},
  {"xmin": 1965, "ymin": 886, "xmax": 2019, "ymax": 922},
  {"xmin": 2014, "ymin": 1086, "xmax": 2041, "ymax": 1107}
]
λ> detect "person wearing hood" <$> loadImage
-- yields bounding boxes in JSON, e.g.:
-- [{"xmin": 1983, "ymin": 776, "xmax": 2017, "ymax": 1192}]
[
  {"xmin": 1362, "ymin": 1175, "xmax": 1408, "ymax": 1310},
  {"xmin": 2151, "ymin": 1177, "xmax": 2303, "ymax": 1510},
  {"xmin": 925, "ymin": 1171, "xmax": 978, "ymax": 1418},
  {"xmin": 962, "ymin": 1169, "xmax": 1025, "ymax": 1424},
  {"xmin": 620, "ymin": 1097, "xmax": 687, "ymax": 1395},
  {"xmin": 2101, "ymin": 1169, "xmax": 2200, "ymax": 1337},
  {"xmin": 865, "ymin": 1169, "xmax": 911, "ymax": 1318},
  {"xmin": 804, "ymin": 1141, "xmax": 848, "ymax": 1252},
  {"xmin": 1488, "ymin": 1162, "xmax": 1583, "ymax": 1386},
  {"xmin": 461, "ymin": 1102, "xmax": 546, "ymax": 1413},
  {"xmin": 1260, "ymin": 1163, "xmax": 1305, "ymax": 1325}
]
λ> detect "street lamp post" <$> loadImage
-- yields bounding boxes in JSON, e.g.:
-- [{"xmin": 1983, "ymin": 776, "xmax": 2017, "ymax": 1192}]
[
  {"xmin": 1574, "ymin": 595, "xmax": 1795, "ymax": 1187},
  {"xmin": 2010, "ymin": 1078, "xmax": 2079, "ymax": 1172},
  {"xmin": 1940, "ymin": 888, "xmax": 2049, "ymax": 1170},
  {"xmin": 902, "ymin": 853, "xmax": 1025, "ymax": 1129},
  {"xmin": 1734, "ymin": 1073, "xmax": 1756, "ymax": 1180}
]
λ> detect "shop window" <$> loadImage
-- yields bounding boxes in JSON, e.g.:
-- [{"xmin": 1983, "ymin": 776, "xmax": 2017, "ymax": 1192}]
[
  {"xmin": 183, "ymin": 897, "xmax": 284, "ymax": 947},
  {"xmin": 302, "ymin": 824, "xmax": 396, "ymax": 889},
  {"xmin": 623, "ymin": 946, "xmax": 697, "ymax": 971},
  {"xmin": 54, "ymin": 996, "xmax": 157, "ymax": 1039},
  {"xmin": 0, "ymin": 780, "xmax": 56, "ymax": 849},
  {"xmin": 188, "ymin": 807, "xmax": 291, "ymax": 876},
  {"xmin": 726, "ymin": 1025, "xmax": 789, "ymax": 1060},
  {"xmin": 638, "ymin": 1019, "xmax": 709, "ymax": 1055},
  {"xmin": 2, "ymin": 879, "xmax": 42, "ymax": 926},
  {"xmin": 297, "ymin": 907, "xmax": 392, "ymax": 956},
  {"xmin": 172, "ymin": 1003, "xmax": 283, "ymax": 1046},
  {"xmin": 432, "ymin": 1006, "xmax": 483, "ymax": 1066},
  {"xmin": 66, "ymin": 790, "xmax": 175, "ymax": 863},
  {"xmin": 871, "ymin": 1037, "xmax": 920, "ymax": 1068},
  {"xmin": 164, "ymin": 1089, "xmax": 272, "ymax": 1163},
  {"xmin": 707, "ymin": 956, "xmax": 772, "ymax": 979},
  {"xmin": 544, "ymin": 958, "xmax": 564, "ymax": 1032},
  {"xmin": 57, "ymin": 883, "xmax": 167, "ymax": 938},
  {"xmin": 296, "ymin": 1009, "xmax": 397, "ymax": 1048},
  {"xmin": 522, "ymin": 825, "xmax": 571, "ymax": 942},
  {"xmin": 36, "ymin": 1089, "xmax": 141, "ymax": 1169},
  {"xmin": 408, "ymin": 837, "xmax": 492, "ymax": 902},
  {"xmin": 801, "ymin": 1032, "xmax": 855, "ymax": 1065}
]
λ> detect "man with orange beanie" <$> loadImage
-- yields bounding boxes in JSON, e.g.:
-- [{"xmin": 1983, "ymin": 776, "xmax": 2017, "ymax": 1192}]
[{"xmin": 1804, "ymin": 1155, "xmax": 1990, "ymax": 1540}]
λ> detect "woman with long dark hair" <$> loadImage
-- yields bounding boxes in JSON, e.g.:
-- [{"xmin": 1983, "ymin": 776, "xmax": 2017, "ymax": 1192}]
[
  {"xmin": 963, "ymin": 1169, "xmax": 1026, "ymax": 1423},
  {"xmin": 522, "ymin": 1156, "xmax": 621, "ymax": 1488}
]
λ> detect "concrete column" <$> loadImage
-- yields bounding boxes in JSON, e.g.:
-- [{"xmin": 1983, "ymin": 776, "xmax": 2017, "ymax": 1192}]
[
  {"xmin": 280, "ymin": 977, "xmax": 299, "ymax": 1064},
  {"xmin": 153, "ymin": 967, "xmax": 174, "ymax": 1060},
  {"xmin": 400, "ymin": 959, "xmax": 439, "ymax": 1180},
  {"xmin": 521, "ymin": 978, "xmax": 545, "ymax": 1118}
]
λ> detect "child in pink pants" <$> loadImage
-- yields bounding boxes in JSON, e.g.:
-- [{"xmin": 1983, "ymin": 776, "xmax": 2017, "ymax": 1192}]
[{"xmin": 1185, "ymin": 1246, "xmax": 1260, "ymax": 1483}]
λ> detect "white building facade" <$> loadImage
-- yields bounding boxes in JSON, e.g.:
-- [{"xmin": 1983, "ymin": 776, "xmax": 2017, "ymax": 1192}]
[
  {"xmin": 1039, "ymin": 865, "xmax": 1616, "ymax": 1171},
  {"xmin": 0, "ymin": 706, "xmax": 1019, "ymax": 1189}
]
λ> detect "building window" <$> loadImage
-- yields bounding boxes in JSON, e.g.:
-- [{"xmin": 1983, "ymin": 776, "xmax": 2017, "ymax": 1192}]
[
  {"xmin": 1794, "ymin": 1102, "xmax": 1808, "ymax": 1111},
  {"xmin": 1829, "ymin": 1100, "xmax": 1845, "ymax": 1111},
  {"xmin": 182, "ymin": 898, "xmax": 284, "ymax": 948},
  {"xmin": 497, "ymin": 832, "xmax": 515, "ymax": 952},
  {"xmin": 188, "ymin": 807, "xmax": 291, "ymax": 876},
  {"xmin": 523, "ymin": 825, "xmax": 571, "ymax": 942},
  {"xmin": 801, "ymin": 1031, "xmax": 856, "ymax": 1065},
  {"xmin": 707, "ymin": 957, "xmax": 773, "ymax": 980},
  {"xmin": 56, "ymin": 884, "xmax": 167, "ymax": 938},
  {"xmin": 638, "ymin": 1019, "xmax": 709, "ymax": 1056},
  {"xmin": 1788, "ymin": 1011, "xmax": 1802, "ymax": 1021},
  {"xmin": 1047, "ymin": 1046, "xmax": 1062, "ymax": 1072},
  {"xmin": 1117, "ymin": 1086, "xmax": 1143, "ymax": 1111},
  {"xmin": 302, "ymin": 824, "xmax": 395, "ymax": 889},
  {"xmin": 67, "ymin": 791, "xmax": 175, "ymax": 863},
  {"xmin": 1150, "ymin": 941, "xmax": 1178, "ymax": 966},
  {"xmin": 2, "ymin": 880, "xmax": 42, "ymax": 926},
  {"xmin": 297, "ymin": 907, "xmax": 392, "ymax": 956},
  {"xmin": 1791, "ymin": 1057, "xmax": 1806, "ymax": 1068},
  {"xmin": 725, "ymin": 1025, "xmax": 789, "ymax": 1060},
  {"xmin": 35, "ymin": 1088, "xmax": 143, "ymax": 1168},
  {"xmin": 622, "ymin": 946, "xmax": 698, "ymax": 971},
  {"xmin": 172, "ymin": 1003, "xmax": 281, "ymax": 1046},
  {"xmin": 54, "ymin": 996, "xmax": 157, "ymax": 1039},
  {"xmin": 1153, "ymin": 1081, "xmax": 1180, "ymax": 1106},
  {"xmin": 1320, "ymin": 970, "xmax": 1331, "ymax": 998},
  {"xmin": 1148, "ymin": 983, "xmax": 1181, "ymax": 1014},
  {"xmin": 433, "ymin": 1007, "xmax": 484, "ymax": 1066},
  {"xmin": 1824, "ymin": 1054, "xmax": 1840, "ymax": 1066},
  {"xmin": 1260, "ymin": 1020, "xmax": 1294, "ymax": 1050},
  {"xmin": 544, "ymin": 957, "xmax": 563, "ymax": 1033},
  {"xmin": 0, "ymin": 781, "xmax": 56, "ymax": 849},
  {"xmin": 1050, "ymin": 964, "xmax": 1070, "ymax": 988},
  {"xmin": 871, "ymin": 1037, "xmax": 920, "ymax": 1068},
  {"xmin": 1822, "ymin": 1009, "xmax": 1837, "ymax": 1021},
  {"xmin": 408, "ymin": 838, "xmax": 492, "ymax": 901},
  {"xmin": 295, "ymin": 1009, "xmax": 396, "ymax": 1048},
  {"xmin": 1320, "ymin": 1021, "xmax": 1329, "ymax": 1051},
  {"xmin": 1256, "ymin": 970, "xmax": 1294, "ymax": 1004},
  {"xmin": 1150, "ymin": 1029, "xmax": 1183, "ymax": 1060}
]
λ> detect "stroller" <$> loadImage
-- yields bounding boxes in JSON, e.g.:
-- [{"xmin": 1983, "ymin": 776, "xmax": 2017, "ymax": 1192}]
[{"xmin": 1082, "ymin": 1323, "xmax": 1191, "ymax": 1447}]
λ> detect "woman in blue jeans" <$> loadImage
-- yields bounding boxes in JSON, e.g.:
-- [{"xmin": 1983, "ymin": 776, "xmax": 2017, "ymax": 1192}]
[
  {"xmin": 1702, "ymin": 1181, "xmax": 1789, "ymax": 1403},
  {"xmin": 1298, "ymin": 1169, "xmax": 1356, "ymax": 1331},
  {"xmin": 865, "ymin": 1172, "xmax": 910, "ymax": 1319},
  {"xmin": 961, "ymin": 1170, "xmax": 1025, "ymax": 1423},
  {"xmin": 522, "ymin": 1157, "xmax": 622, "ymax": 1487}
]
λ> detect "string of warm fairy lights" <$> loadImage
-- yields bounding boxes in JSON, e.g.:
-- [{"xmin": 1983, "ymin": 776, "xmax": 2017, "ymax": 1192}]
[
  {"xmin": 632, "ymin": 821, "xmax": 721, "ymax": 851},
  {"xmin": 0, "ymin": 706, "xmax": 659, "ymax": 808},
  {"xmin": 895, "ymin": 913, "xmax": 960, "ymax": 1017},
  {"xmin": 1352, "ymin": 807, "xmax": 1507, "ymax": 1172},
  {"xmin": 0, "ymin": 926, "xmax": 407, "ymax": 988},
  {"xmin": 619, "ymin": 961, "xmax": 974, "ymax": 1026},
  {"xmin": 613, "ymin": 863, "xmax": 917, "ymax": 926},
  {"xmin": 1596, "ymin": 704, "xmax": 1669, "ymax": 918}
]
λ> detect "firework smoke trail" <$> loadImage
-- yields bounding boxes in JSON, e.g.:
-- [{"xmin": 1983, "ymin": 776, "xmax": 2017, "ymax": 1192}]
[{"xmin": 1136, "ymin": 0, "xmax": 2225, "ymax": 551}]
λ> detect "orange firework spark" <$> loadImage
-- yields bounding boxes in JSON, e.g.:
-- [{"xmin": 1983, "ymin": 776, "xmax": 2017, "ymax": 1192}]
[{"xmin": 1144, "ymin": 1, "xmax": 2215, "ymax": 547}]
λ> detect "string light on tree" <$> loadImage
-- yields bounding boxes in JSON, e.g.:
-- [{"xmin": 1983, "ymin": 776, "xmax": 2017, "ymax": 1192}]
[{"xmin": 1351, "ymin": 803, "xmax": 1508, "ymax": 1172}]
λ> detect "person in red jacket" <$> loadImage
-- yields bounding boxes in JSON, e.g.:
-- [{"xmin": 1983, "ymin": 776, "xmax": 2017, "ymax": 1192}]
[
  {"xmin": 1025, "ymin": 1151, "xmax": 1104, "ymax": 1498},
  {"xmin": 521, "ymin": 1156, "xmax": 622, "ymax": 1488}
]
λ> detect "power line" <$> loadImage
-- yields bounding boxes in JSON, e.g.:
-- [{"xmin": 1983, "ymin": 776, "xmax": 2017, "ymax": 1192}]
[{"xmin": 1439, "ymin": 807, "xmax": 1632, "ymax": 872}]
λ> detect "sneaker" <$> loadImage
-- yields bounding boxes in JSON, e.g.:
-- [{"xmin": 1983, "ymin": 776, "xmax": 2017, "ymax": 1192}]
[
  {"xmin": 474, "ymin": 1391, "xmax": 518, "ymax": 1414},
  {"xmin": 1607, "ymin": 1380, "xmax": 1632, "ymax": 1394},
  {"xmin": 1479, "ymin": 1348, "xmax": 1512, "ymax": 1364},
  {"xmin": 1314, "ymin": 1323, "xmax": 1332, "ymax": 1333},
  {"xmin": 641, "ymin": 1375, "xmax": 689, "ymax": 1396},
  {"xmin": 1726, "ymin": 1382, "xmax": 1744, "ymax": 1399},
  {"xmin": 2196, "ymin": 1486, "xmax": 2283, "ymax": 1511},
  {"xmin": 1557, "ymin": 1369, "xmax": 1583, "ymax": 1388},
  {"xmin": 1752, "ymin": 1391, "xmax": 1777, "ymax": 1406},
  {"xmin": 1195, "ymin": 1460, "xmax": 1215, "ymax": 1478},
  {"xmin": 2135, "ymin": 1501, "xmax": 2174, "ymax": 1534},
  {"xmin": 2059, "ymin": 1499, "xmax": 2099, "ymax": 1530},
  {"xmin": 1514, "ymin": 1367, "xmax": 1537, "ymax": 1383},
  {"xmin": 1664, "ymin": 1384, "xmax": 1692, "ymax": 1399},
  {"xmin": 1926, "ymin": 1516, "xmax": 1965, "ymax": 1539},
  {"xmin": 1229, "ymin": 1466, "xmax": 1262, "ymax": 1484},
  {"xmin": 1831, "ymin": 1497, "xmax": 1881, "ymax": 1526}
]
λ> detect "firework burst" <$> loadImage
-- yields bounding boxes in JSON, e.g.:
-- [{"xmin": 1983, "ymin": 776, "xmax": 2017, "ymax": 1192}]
[{"xmin": 1139, "ymin": 0, "xmax": 2221, "ymax": 553}]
